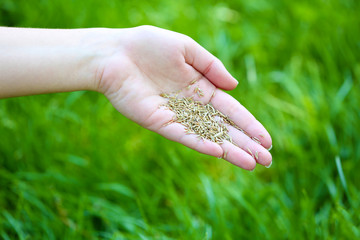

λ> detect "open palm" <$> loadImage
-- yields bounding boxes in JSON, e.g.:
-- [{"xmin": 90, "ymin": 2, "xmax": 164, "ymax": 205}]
[{"xmin": 97, "ymin": 26, "xmax": 272, "ymax": 170}]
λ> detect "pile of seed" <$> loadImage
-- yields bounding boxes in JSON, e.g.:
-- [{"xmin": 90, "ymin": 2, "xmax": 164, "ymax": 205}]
[{"xmin": 161, "ymin": 93, "xmax": 240, "ymax": 144}]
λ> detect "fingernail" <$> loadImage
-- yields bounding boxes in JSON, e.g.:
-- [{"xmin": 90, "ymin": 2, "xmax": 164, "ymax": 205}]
[
  {"xmin": 267, "ymin": 145, "xmax": 273, "ymax": 151},
  {"xmin": 265, "ymin": 161, "xmax": 272, "ymax": 168}
]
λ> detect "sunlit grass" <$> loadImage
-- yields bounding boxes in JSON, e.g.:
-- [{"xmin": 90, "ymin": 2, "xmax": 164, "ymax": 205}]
[{"xmin": 1, "ymin": 0, "xmax": 359, "ymax": 239}]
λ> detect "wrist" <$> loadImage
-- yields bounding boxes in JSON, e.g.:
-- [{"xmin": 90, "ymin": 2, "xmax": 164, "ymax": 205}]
[
  {"xmin": 72, "ymin": 28, "xmax": 112, "ymax": 93},
  {"xmin": 83, "ymin": 28, "xmax": 129, "ymax": 94}
]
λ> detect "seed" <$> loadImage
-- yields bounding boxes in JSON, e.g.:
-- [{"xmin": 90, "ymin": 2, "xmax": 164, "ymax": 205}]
[
  {"xmin": 160, "ymin": 93, "xmax": 170, "ymax": 98},
  {"xmin": 252, "ymin": 137, "xmax": 261, "ymax": 145},
  {"xmin": 210, "ymin": 90, "xmax": 216, "ymax": 101},
  {"xmin": 163, "ymin": 119, "xmax": 175, "ymax": 127},
  {"xmin": 194, "ymin": 86, "xmax": 204, "ymax": 97},
  {"xmin": 223, "ymin": 150, "xmax": 228, "ymax": 159},
  {"xmin": 161, "ymin": 92, "xmax": 244, "ymax": 145},
  {"xmin": 247, "ymin": 147, "xmax": 254, "ymax": 158},
  {"xmin": 190, "ymin": 78, "xmax": 198, "ymax": 85},
  {"xmin": 255, "ymin": 151, "xmax": 259, "ymax": 160}
]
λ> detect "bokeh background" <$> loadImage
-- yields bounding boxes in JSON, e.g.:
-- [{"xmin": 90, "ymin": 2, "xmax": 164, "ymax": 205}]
[{"xmin": 1, "ymin": 0, "xmax": 359, "ymax": 239}]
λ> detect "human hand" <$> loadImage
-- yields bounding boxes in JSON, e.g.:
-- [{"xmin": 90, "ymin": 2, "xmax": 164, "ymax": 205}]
[{"xmin": 95, "ymin": 26, "xmax": 272, "ymax": 170}]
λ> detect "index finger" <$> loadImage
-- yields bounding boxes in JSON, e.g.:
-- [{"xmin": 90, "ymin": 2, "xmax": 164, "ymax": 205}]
[{"xmin": 184, "ymin": 39, "xmax": 238, "ymax": 91}]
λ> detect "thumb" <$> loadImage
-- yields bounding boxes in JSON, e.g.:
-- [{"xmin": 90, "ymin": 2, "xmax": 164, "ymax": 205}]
[{"xmin": 184, "ymin": 39, "xmax": 238, "ymax": 90}]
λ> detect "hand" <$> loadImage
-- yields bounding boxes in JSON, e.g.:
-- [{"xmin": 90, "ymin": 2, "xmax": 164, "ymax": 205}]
[{"xmin": 95, "ymin": 26, "xmax": 272, "ymax": 170}]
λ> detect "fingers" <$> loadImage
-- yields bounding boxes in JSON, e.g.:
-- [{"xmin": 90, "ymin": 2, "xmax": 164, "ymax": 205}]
[
  {"xmin": 159, "ymin": 123, "xmax": 223, "ymax": 157},
  {"xmin": 149, "ymin": 97, "xmax": 272, "ymax": 170},
  {"xmin": 210, "ymin": 89, "xmax": 272, "ymax": 149},
  {"xmin": 184, "ymin": 39, "xmax": 238, "ymax": 91},
  {"xmin": 150, "ymin": 71, "xmax": 272, "ymax": 170},
  {"xmin": 228, "ymin": 126, "xmax": 272, "ymax": 167},
  {"xmin": 178, "ymin": 71, "xmax": 272, "ymax": 151},
  {"xmin": 220, "ymin": 141, "xmax": 256, "ymax": 170}
]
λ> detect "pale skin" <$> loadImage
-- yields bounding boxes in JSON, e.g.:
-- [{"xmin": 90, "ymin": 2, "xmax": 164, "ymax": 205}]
[{"xmin": 0, "ymin": 25, "xmax": 272, "ymax": 170}]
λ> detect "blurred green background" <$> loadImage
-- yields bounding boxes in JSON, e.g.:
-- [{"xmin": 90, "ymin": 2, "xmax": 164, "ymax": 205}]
[{"xmin": 0, "ymin": 0, "xmax": 359, "ymax": 239}]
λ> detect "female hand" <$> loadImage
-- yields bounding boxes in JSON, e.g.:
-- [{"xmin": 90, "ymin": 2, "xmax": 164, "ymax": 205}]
[{"xmin": 95, "ymin": 26, "xmax": 272, "ymax": 170}]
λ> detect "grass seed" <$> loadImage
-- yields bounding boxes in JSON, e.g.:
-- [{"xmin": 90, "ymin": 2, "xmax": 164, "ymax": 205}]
[{"xmin": 161, "ymin": 94, "xmax": 242, "ymax": 144}]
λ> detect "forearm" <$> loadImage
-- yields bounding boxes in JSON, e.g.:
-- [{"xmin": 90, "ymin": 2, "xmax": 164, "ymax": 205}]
[{"xmin": 0, "ymin": 27, "xmax": 101, "ymax": 98}]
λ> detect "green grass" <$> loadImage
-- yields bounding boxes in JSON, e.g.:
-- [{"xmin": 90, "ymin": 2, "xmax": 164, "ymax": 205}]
[{"xmin": 1, "ymin": 0, "xmax": 359, "ymax": 239}]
